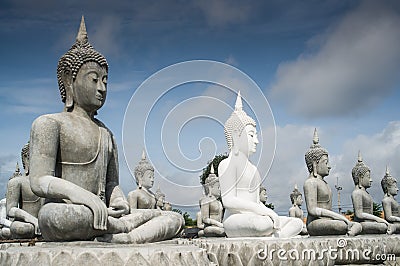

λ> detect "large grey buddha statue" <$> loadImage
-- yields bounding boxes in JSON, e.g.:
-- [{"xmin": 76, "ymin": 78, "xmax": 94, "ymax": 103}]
[
  {"xmin": 29, "ymin": 17, "xmax": 183, "ymax": 243},
  {"xmin": 218, "ymin": 92, "xmax": 303, "ymax": 238},
  {"xmin": 6, "ymin": 143, "xmax": 42, "ymax": 239},
  {"xmin": 304, "ymin": 129, "xmax": 362, "ymax": 236},
  {"xmin": 381, "ymin": 167, "xmax": 400, "ymax": 234},
  {"xmin": 289, "ymin": 185, "xmax": 308, "ymax": 235},
  {"xmin": 351, "ymin": 152, "xmax": 391, "ymax": 234},
  {"xmin": 197, "ymin": 164, "xmax": 225, "ymax": 237}
]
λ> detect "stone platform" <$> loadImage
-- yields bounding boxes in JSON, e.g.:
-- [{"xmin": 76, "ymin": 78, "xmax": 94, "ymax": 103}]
[{"xmin": 1, "ymin": 235, "xmax": 400, "ymax": 265}]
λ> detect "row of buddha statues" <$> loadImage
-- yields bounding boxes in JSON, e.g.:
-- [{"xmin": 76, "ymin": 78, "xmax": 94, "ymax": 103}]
[{"xmin": 1, "ymin": 17, "xmax": 399, "ymax": 243}]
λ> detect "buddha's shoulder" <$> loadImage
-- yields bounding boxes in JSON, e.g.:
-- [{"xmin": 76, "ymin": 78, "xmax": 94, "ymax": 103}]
[
  {"xmin": 32, "ymin": 113, "xmax": 71, "ymax": 127},
  {"xmin": 304, "ymin": 176, "xmax": 321, "ymax": 186},
  {"xmin": 382, "ymin": 196, "xmax": 394, "ymax": 204}
]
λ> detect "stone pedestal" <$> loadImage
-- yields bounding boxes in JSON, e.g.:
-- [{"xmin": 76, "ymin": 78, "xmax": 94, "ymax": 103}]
[{"xmin": 1, "ymin": 235, "xmax": 400, "ymax": 265}]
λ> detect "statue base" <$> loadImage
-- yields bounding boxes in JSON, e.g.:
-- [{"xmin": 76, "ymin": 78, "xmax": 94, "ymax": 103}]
[{"xmin": 1, "ymin": 235, "xmax": 399, "ymax": 265}]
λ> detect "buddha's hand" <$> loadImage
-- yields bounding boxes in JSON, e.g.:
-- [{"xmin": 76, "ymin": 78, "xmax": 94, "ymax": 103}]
[
  {"xmin": 108, "ymin": 199, "xmax": 130, "ymax": 218},
  {"xmin": 69, "ymin": 191, "xmax": 108, "ymax": 230},
  {"xmin": 269, "ymin": 214, "xmax": 280, "ymax": 230},
  {"xmin": 387, "ymin": 223, "xmax": 394, "ymax": 235}
]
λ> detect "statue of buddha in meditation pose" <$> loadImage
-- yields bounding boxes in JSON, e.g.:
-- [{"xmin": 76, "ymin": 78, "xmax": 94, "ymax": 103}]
[
  {"xmin": 381, "ymin": 167, "xmax": 400, "ymax": 234},
  {"xmin": 29, "ymin": 17, "xmax": 184, "ymax": 243},
  {"xmin": 351, "ymin": 152, "xmax": 391, "ymax": 234},
  {"xmin": 155, "ymin": 187, "xmax": 166, "ymax": 210},
  {"xmin": 6, "ymin": 143, "xmax": 42, "ymax": 239},
  {"xmin": 197, "ymin": 164, "xmax": 225, "ymax": 237},
  {"xmin": 218, "ymin": 92, "xmax": 303, "ymax": 238},
  {"xmin": 289, "ymin": 185, "xmax": 308, "ymax": 235},
  {"xmin": 304, "ymin": 129, "xmax": 362, "ymax": 236},
  {"xmin": 127, "ymin": 151, "xmax": 157, "ymax": 210},
  {"xmin": 259, "ymin": 186, "xmax": 268, "ymax": 205}
]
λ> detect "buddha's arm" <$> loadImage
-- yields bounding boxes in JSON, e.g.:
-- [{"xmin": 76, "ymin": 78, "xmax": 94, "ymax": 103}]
[
  {"xmin": 127, "ymin": 192, "xmax": 138, "ymax": 211},
  {"xmin": 200, "ymin": 199, "xmax": 223, "ymax": 227},
  {"xmin": 6, "ymin": 178, "xmax": 21, "ymax": 218},
  {"xmin": 29, "ymin": 115, "xmax": 108, "ymax": 230},
  {"xmin": 382, "ymin": 199, "xmax": 400, "ymax": 222},
  {"xmin": 106, "ymin": 134, "xmax": 129, "ymax": 217},
  {"xmin": 304, "ymin": 180, "xmax": 349, "ymax": 224},
  {"xmin": 352, "ymin": 191, "xmax": 388, "ymax": 224}
]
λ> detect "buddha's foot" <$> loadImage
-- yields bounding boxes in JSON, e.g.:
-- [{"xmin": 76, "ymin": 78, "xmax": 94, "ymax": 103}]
[{"xmin": 347, "ymin": 223, "xmax": 362, "ymax": 236}]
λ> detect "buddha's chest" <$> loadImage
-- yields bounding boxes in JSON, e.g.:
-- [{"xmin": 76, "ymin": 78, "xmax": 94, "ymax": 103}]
[
  {"xmin": 392, "ymin": 201, "xmax": 400, "ymax": 216},
  {"xmin": 236, "ymin": 164, "xmax": 259, "ymax": 190},
  {"xmin": 316, "ymin": 180, "xmax": 332, "ymax": 204},
  {"xmin": 361, "ymin": 192, "xmax": 373, "ymax": 213},
  {"xmin": 137, "ymin": 192, "xmax": 156, "ymax": 209},
  {"xmin": 209, "ymin": 199, "xmax": 223, "ymax": 214},
  {"xmin": 58, "ymin": 119, "xmax": 101, "ymax": 163}
]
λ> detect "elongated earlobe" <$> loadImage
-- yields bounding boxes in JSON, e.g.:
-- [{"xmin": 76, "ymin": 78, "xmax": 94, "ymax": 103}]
[
  {"xmin": 62, "ymin": 69, "xmax": 74, "ymax": 111},
  {"xmin": 313, "ymin": 161, "xmax": 318, "ymax": 177},
  {"xmin": 232, "ymin": 129, "xmax": 240, "ymax": 156}
]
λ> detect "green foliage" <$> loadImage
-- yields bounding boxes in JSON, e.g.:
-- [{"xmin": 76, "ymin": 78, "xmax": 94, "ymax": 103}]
[
  {"xmin": 172, "ymin": 209, "xmax": 197, "ymax": 226},
  {"xmin": 200, "ymin": 153, "xmax": 228, "ymax": 184},
  {"xmin": 265, "ymin": 203, "xmax": 275, "ymax": 210},
  {"xmin": 183, "ymin": 212, "xmax": 197, "ymax": 226},
  {"xmin": 373, "ymin": 202, "xmax": 383, "ymax": 217}
]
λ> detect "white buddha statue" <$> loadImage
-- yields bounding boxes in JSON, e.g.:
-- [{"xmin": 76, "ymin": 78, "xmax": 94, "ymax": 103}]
[{"xmin": 218, "ymin": 92, "xmax": 303, "ymax": 238}]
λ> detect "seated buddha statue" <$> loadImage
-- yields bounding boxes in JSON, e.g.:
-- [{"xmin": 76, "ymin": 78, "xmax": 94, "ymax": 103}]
[
  {"xmin": 29, "ymin": 17, "xmax": 183, "ymax": 243},
  {"xmin": 351, "ymin": 152, "xmax": 391, "ymax": 234},
  {"xmin": 304, "ymin": 129, "xmax": 362, "ymax": 236},
  {"xmin": 197, "ymin": 164, "xmax": 225, "ymax": 237},
  {"xmin": 155, "ymin": 187, "xmax": 166, "ymax": 210},
  {"xmin": 381, "ymin": 167, "xmax": 400, "ymax": 234},
  {"xmin": 6, "ymin": 142, "xmax": 43, "ymax": 239},
  {"xmin": 218, "ymin": 92, "xmax": 303, "ymax": 238},
  {"xmin": 288, "ymin": 185, "xmax": 308, "ymax": 235},
  {"xmin": 127, "ymin": 151, "xmax": 157, "ymax": 210},
  {"xmin": 259, "ymin": 186, "xmax": 268, "ymax": 205}
]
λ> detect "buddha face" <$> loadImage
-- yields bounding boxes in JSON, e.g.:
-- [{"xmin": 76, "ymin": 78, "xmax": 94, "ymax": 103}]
[
  {"xmin": 209, "ymin": 181, "xmax": 221, "ymax": 198},
  {"xmin": 73, "ymin": 61, "xmax": 107, "ymax": 112},
  {"xmin": 140, "ymin": 169, "xmax": 154, "ymax": 189},
  {"xmin": 316, "ymin": 155, "xmax": 331, "ymax": 177},
  {"xmin": 360, "ymin": 171, "xmax": 372, "ymax": 188},
  {"xmin": 294, "ymin": 195, "xmax": 303, "ymax": 206},
  {"xmin": 388, "ymin": 182, "xmax": 399, "ymax": 196},
  {"xmin": 259, "ymin": 189, "xmax": 267, "ymax": 203},
  {"xmin": 236, "ymin": 124, "xmax": 259, "ymax": 156}
]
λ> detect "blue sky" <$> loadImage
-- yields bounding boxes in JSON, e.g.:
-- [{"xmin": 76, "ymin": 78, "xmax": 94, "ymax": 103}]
[{"xmin": 1, "ymin": 0, "xmax": 400, "ymax": 218}]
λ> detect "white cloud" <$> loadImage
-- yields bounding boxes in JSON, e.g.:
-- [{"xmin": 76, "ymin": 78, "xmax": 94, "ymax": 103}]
[{"xmin": 269, "ymin": 1, "xmax": 400, "ymax": 118}]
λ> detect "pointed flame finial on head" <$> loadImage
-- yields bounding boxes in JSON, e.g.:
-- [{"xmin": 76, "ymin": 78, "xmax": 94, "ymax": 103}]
[
  {"xmin": 358, "ymin": 150, "xmax": 363, "ymax": 162},
  {"xmin": 76, "ymin": 15, "xmax": 88, "ymax": 43},
  {"xmin": 141, "ymin": 149, "xmax": 146, "ymax": 160},
  {"xmin": 312, "ymin": 128, "xmax": 319, "ymax": 145},
  {"xmin": 210, "ymin": 163, "xmax": 215, "ymax": 174},
  {"xmin": 386, "ymin": 165, "xmax": 390, "ymax": 176},
  {"xmin": 234, "ymin": 91, "xmax": 243, "ymax": 112},
  {"xmin": 294, "ymin": 184, "xmax": 298, "ymax": 190}
]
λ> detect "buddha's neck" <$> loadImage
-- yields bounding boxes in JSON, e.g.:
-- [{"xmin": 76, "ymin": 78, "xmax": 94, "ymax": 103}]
[{"xmin": 69, "ymin": 105, "xmax": 95, "ymax": 120}]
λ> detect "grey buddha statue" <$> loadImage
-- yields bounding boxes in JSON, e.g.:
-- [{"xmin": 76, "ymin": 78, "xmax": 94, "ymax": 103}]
[
  {"xmin": 351, "ymin": 152, "xmax": 391, "ymax": 234},
  {"xmin": 155, "ymin": 187, "xmax": 166, "ymax": 210},
  {"xmin": 259, "ymin": 186, "xmax": 268, "ymax": 205},
  {"xmin": 127, "ymin": 151, "xmax": 157, "ymax": 210},
  {"xmin": 6, "ymin": 143, "xmax": 42, "ymax": 239},
  {"xmin": 304, "ymin": 129, "xmax": 362, "ymax": 236},
  {"xmin": 29, "ymin": 17, "xmax": 184, "ymax": 243},
  {"xmin": 289, "ymin": 185, "xmax": 308, "ymax": 235},
  {"xmin": 197, "ymin": 164, "xmax": 225, "ymax": 237},
  {"xmin": 381, "ymin": 167, "xmax": 400, "ymax": 234},
  {"xmin": 218, "ymin": 92, "xmax": 303, "ymax": 238}
]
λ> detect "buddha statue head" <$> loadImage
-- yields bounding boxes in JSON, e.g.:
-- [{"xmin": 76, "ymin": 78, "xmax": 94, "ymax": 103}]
[
  {"xmin": 381, "ymin": 166, "xmax": 398, "ymax": 196},
  {"xmin": 57, "ymin": 16, "xmax": 108, "ymax": 112},
  {"xmin": 224, "ymin": 91, "xmax": 258, "ymax": 156},
  {"xmin": 134, "ymin": 150, "xmax": 155, "ymax": 190},
  {"xmin": 290, "ymin": 185, "xmax": 303, "ymax": 206},
  {"xmin": 155, "ymin": 186, "xmax": 166, "ymax": 208},
  {"xmin": 204, "ymin": 164, "xmax": 220, "ymax": 198},
  {"xmin": 351, "ymin": 151, "xmax": 371, "ymax": 188},
  {"xmin": 305, "ymin": 129, "xmax": 330, "ymax": 177},
  {"xmin": 21, "ymin": 142, "xmax": 30, "ymax": 176},
  {"xmin": 259, "ymin": 186, "xmax": 267, "ymax": 204}
]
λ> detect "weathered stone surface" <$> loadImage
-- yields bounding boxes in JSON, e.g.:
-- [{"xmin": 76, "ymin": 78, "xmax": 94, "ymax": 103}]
[{"xmin": 0, "ymin": 240, "xmax": 211, "ymax": 266}]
